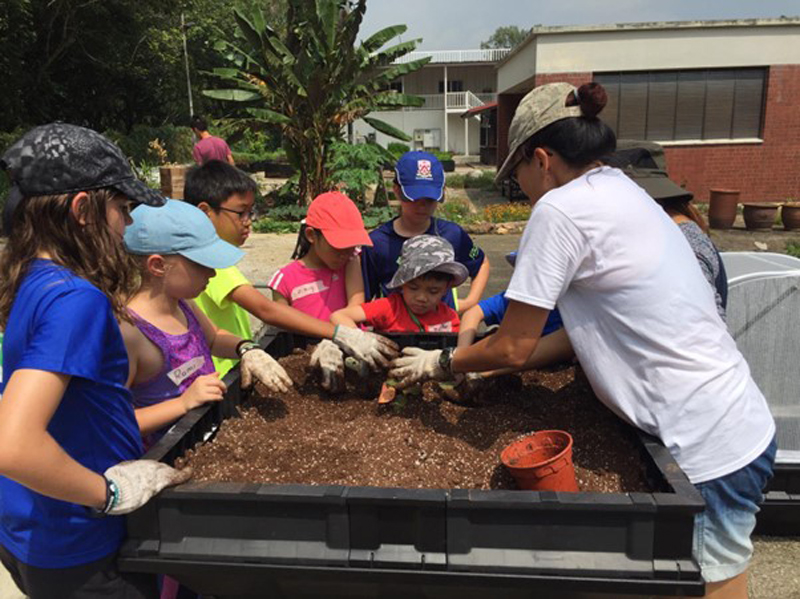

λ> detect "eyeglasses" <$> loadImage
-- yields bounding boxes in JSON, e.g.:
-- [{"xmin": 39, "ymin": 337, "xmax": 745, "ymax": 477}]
[{"xmin": 219, "ymin": 207, "xmax": 255, "ymax": 222}]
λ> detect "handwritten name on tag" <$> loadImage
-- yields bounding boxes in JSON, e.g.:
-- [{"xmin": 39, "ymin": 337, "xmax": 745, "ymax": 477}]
[{"xmin": 167, "ymin": 356, "xmax": 206, "ymax": 387}]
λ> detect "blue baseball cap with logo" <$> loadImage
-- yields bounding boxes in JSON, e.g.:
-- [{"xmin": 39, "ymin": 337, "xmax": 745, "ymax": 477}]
[
  {"xmin": 395, "ymin": 151, "xmax": 445, "ymax": 202},
  {"xmin": 124, "ymin": 199, "xmax": 244, "ymax": 269}
]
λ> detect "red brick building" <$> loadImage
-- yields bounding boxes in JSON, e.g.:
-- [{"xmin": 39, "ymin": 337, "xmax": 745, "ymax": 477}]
[{"xmin": 495, "ymin": 19, "xmax": 800, "ymax": 203}]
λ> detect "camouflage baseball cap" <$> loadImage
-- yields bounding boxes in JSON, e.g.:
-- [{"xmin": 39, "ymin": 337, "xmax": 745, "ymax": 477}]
[
  {"xmin": 1, "ymin": 122, "xmax": 166, "ymax": 211},
  {"xmin": 495, "ymin": 82, "xmax": 581, "ymax": 184},
  {"xmin": 387, "ymin": 234, "xmax": 469, "ymax": 290}
]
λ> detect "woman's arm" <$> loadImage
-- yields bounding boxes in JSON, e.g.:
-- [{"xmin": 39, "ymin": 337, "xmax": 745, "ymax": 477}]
[
  {"xmin": 479, "ymin": 328, "xmax": 574, "ymax": 376},
  {"xmin": 0, "ymin": 370, "xmax": 107, "ymax": 508},
  {"xmin": 229, "ymin": 284, "xmax": 336, "ymax": 339},
  {"xmin": 453, "ymin": 299, "xmax": 548, "ymax": 373},
  {"xmin": 330, "ymin": 304, "xmax": 368, "ymax": 329},
  {"xmin": 345, "ymin": 255, "xmax": 366, "ymax": 307},
  {"xmin": 458, "ymin": 257, "xmax": 490, "ymax": 314},
  {"xmin": 456, "ymin": 304, "xmax": 485, "ymax": 350}
]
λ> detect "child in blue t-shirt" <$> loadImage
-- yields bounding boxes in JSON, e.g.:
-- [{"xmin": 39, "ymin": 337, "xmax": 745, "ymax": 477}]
[
  {"xmin": 361, "ymin": 151, "xmax": 490, "ymax": 313},
  {"xmin": 457, "ymin": 252, "xmax": 564, "ymax": 361},
  {"xmin": 0, "ymin": 124, "xmax": 189, "ymax": 599}
]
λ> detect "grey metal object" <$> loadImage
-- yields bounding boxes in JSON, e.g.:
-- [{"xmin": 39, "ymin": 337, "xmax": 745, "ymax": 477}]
[{"xmin": 721, "ymin": 252, "xmax": 800, "ymax": 464}]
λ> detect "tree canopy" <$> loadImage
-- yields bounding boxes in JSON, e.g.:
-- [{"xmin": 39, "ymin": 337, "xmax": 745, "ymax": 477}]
[{"xmin": 480, "ymin": 25, "xmax": 529, "ymax": 50}]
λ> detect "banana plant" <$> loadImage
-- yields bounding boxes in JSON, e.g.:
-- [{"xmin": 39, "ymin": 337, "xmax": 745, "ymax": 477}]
[{"xmin": 204, "ymin": 0, "xmax": 430, "ymax": 205}]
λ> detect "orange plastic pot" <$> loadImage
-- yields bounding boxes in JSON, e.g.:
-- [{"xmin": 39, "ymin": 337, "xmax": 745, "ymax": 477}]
[{"xmin": 501, "ymin": 430, "xmax": 579, "ymax": 492}]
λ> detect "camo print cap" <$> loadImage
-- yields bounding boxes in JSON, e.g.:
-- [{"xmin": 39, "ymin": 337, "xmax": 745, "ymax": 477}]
[
  {"xmin": 387, "ymin": 234, "xmax": 469, "ymax": 290},
  {"xmin": 495, "ymin": 82, "xmax": 582, "ymax": 184},
  {"xmin": 1, "ymin": 123, "xmax": 166, "ymax": 220}
]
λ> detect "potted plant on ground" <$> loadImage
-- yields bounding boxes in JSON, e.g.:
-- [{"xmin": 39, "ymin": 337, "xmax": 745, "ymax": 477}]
[{"xmin": 153, "ymin": 139, "xmax": 188, "ymax": 200}]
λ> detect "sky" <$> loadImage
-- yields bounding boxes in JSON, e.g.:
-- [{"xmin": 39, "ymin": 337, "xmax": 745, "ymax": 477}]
[{"xmin": 359, "ymin": 0, "xmax": 800, "ymax": 50}]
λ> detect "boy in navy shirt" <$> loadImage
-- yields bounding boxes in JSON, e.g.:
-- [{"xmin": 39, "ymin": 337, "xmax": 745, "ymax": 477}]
[{"xmin": 361, "ymin": 151, "xmax": 490, "ymax": 313}]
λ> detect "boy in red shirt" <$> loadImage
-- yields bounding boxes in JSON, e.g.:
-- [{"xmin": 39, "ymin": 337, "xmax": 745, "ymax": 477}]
[{"xmin": 331, "ymin": 235, "xmax": 467, "ymax": 333}]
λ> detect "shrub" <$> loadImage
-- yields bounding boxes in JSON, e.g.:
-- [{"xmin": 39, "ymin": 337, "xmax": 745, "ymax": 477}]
[
  {"xmin": 329, "ymin": 141, "xmax": 387, "ymax": 205},
  {"xmin": 107, "ymin": 125, "xmax": 194, "ymax": 165},
  {"xmin": 432, "ymin": 150, "xmax": 453, "ymax": 162},
  {"xmin": 446, "ymin": 170, "xmax": 496, "ymax": 190},
  {"xmin": 387, "ymin": 142, "xmax": 410, "ymax": 160},
  {"xmin": 439, "ymin": 199, "xmax": 478, "ymax": 225},
  {"xmin": 482, "ymin": 203, "xmax": 532, "ymax": 223},
  {"xmin": 787, "ymin": 242, "xmax": 800, "ymax": 259},
  {"xmin": 252, "ymin": 218, "xmax": 301, "ymax": 234}
]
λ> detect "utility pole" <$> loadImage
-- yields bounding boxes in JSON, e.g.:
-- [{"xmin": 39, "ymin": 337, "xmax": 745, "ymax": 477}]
[{"xmin": 181, "ymin": 12, "xmax": 194, "ymax": 117}]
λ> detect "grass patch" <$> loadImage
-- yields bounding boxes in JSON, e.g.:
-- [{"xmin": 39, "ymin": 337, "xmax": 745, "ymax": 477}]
[{"xmin": 786, "ymin": 242, "xmax": 800, "ymax": 259}]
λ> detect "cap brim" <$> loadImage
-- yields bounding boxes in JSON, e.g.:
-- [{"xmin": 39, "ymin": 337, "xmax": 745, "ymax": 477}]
[
  {"xmin": 180, "ymin": 238, "xmax": 244, "ymax": 270},
  {"xmin": 433, "ymin": 262, "xmax": 469, "ymax": 288},
  {"xmin": 505, "ymin": 252, "xmax": 517, "ymax": 267},
  {"xmin": 628, "ymin": 172, "xmax": 692, "ymax": 202},
  {"xmin": 495, "ymin": 145, "xmax": 522, "ymax": 185},
  {"xmin": 115, "ymin": 177, "xmax": 167, "ymax": 207},
  {"xmin": 398, "ymin": 182, "xmax": 444, "ymax": 202},
  {"xmin": 322, "ymin": 227, "xmax": 373, "ymax": 249}
]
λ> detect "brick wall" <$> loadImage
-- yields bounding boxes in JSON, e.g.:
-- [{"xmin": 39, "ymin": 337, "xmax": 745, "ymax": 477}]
[
  {"xmin": 496, "ymin": 66, "xmax": 800, "ymax": 202},
  {"xmin": 665, "ymin": 64, "xmax": 800, "ymax": 202}
]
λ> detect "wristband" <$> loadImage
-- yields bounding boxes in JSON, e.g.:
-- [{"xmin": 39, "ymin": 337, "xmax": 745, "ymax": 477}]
[
  {"xmin": 236, "ymin": 339, "xmax": 259, "ymax": 358},
  {"xmin": 90, "ymin": 477, "xmax": 120, "ymax": 517}
]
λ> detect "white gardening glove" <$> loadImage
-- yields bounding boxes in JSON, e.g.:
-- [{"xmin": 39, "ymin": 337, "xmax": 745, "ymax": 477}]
[
  {"xmin": 104, "ymin": 460, "xmax": 192, "ymax": 515},
  {"xmin": 309, "ymin": 340, "xmax": 345, "ymax": 392},
  {"xmin": 240, "ymin": 348, "xmax": 293, "ymax": 393},
  {"xmin": 332, "ymin": 326, "xmax": 399, "ymax": 370},
  {"xmin": 388, "ymin": 347, "xmax": 447, "ymax": 389}
]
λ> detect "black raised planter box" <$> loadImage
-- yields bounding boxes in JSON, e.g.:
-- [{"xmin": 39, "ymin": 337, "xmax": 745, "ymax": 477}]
[
  {"xmin": 755, "ymin": 462, "xmax": 800, "ymax": 535},
  {"xmin": 119, "ymin": 332, "xmax": 705, "ymax": 598}
]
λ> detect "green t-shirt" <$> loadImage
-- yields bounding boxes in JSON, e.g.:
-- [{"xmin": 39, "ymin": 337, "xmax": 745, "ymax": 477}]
[{"xmin": 195, "ymin": 265, "xmax": 252, "ymax": 376}]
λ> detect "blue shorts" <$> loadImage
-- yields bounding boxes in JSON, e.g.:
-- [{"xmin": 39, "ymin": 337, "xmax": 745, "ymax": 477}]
[{"xmin": 693, "ymin": 437, "xmax": 777, "ymax": 583}]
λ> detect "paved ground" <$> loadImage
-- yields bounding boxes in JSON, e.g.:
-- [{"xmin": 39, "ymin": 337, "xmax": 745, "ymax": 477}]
[{"xmin": 1, "ymin": 226, "xmax": 798, "ymax": 598}]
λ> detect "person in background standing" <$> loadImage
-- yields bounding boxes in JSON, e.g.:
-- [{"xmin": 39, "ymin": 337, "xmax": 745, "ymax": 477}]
[{"xmin": 190, "ymin": 115, "xmax": 234, "ymax": 166}]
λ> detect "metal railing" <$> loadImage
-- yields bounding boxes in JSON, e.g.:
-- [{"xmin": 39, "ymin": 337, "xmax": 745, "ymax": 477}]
[
  {"xmin": 394, "ymin": 49, "xmax": 511, "ymax": 64},
  {"xmin": 401, "ymin": 92, "xmax": 497, "ymax": 112}
]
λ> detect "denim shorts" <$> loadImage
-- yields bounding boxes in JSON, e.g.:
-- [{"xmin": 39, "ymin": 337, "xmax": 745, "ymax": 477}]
[{"xmin": 693, "ymin": 437, "xmax": 777, "ymax": 583}]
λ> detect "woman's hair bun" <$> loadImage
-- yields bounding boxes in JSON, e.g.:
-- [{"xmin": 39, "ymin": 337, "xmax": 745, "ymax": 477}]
[{"xmin": 569, "ymin": 82, "xmax": 607, "ymax": 119}]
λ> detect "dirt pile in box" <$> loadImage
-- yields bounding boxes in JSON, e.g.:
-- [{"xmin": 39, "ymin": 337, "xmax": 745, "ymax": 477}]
[{"xmin": 177, "ymin": 347, "xmax": 654, "ymax": 493}]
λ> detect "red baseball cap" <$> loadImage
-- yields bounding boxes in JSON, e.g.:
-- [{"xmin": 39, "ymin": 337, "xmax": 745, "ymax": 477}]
[{"xmin": 305, "ymin": 192, "xmax": 373, "ymax": 249}]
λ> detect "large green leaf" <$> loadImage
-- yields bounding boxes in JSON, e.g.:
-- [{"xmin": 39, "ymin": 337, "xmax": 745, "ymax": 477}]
[
  {"xmin": 368, "ymin": 40, "xmax": 420, "ymax": 68},
  {"xmin": 245, "ymin": 108, "xmax": 292, "ymax": 125},
  {"xmin": 362, "ymin": 117, "xmax": 412, "ymax": 141},
  {"xmin": 361, "ymin": 24, "xmax": 406, "ymax": 53},
  {"xmin": 370, "ymin": 57, "xmax": 432, "ymax": 88},
  {"xmin": 203, "ymin": 89, "xmax": 262, "ymax": 102},
  {"xmin": 372, "ymin": 92, "xmax": 425, "ymax": 108}
]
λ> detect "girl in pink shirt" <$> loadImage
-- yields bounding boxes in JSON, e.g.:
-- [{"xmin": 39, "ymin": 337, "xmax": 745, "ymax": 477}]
[{"xmin": 268, "ymin": 192, "xmax": 372, "ymax": 320}]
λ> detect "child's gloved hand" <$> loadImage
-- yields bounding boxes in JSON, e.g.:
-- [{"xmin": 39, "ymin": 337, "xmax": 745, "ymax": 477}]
[
  {"xmin": 332, "ymin": 326, "xmax": 400, "ymax": 370},
  {"xmin": 180, "ymin": 373, "xmax": 226, "ymax": 412},
  {"xmin": 388, "ymin": 347, "xmax": 447, "ymax": 389},
  {"xmin": 240, "ymin": 348, "xmax": 293, "ymax": 393},
  {"xmin": 309, "ymin": 340, "xmax": 345, "ymax": 392},
  {"xmin": 104, "ymin": 460, "xmax": 192, "ymax": 515}
]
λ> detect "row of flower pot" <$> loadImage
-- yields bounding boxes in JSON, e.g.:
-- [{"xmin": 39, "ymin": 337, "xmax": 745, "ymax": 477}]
[{"xmin": 708, "ymin": 189, "xmax": 800, "ymax": 231}]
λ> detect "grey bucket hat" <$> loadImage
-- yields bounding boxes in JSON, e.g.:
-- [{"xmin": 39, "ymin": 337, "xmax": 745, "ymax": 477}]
[
  {"xmin": 387, "ymin": 235, "xmax": 469, "ymax": 290},
  {"xmin": 495, "ymin": 82, "xmax": 582, "ymax": 184}
]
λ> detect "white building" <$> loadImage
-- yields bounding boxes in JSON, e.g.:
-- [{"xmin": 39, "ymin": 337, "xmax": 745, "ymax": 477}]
[{"xmin": 352, "ymin": 49, "xmax": 510, "ymax": 157}]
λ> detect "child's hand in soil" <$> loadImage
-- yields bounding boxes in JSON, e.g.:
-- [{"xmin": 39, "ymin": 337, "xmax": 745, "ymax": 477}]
[
  {"xmin": 388, "ymin": 347, "xmax": 447, "ymax": 389},
  {"xmin": 180, "ymin": 373, "xmax": 226, "ymax": 411},
  {"xmin": 310, "ymin": 340, "xmax": 345, "ymax": 392},
  {"xmin": 332, "ymin": 326, "xmax": 400, "ymax": 369},
  {"xmin": 240, "ymin": 349, "xmax": 293, "ymax": 393}
]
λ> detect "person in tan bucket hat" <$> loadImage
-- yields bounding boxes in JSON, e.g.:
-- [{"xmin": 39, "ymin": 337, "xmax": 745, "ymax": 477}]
[{"xmin": 390, "ymin": 82, "xmax": 776, "ymax": 599}]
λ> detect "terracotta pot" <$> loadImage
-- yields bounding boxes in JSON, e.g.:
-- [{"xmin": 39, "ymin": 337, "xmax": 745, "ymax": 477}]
[
  {"xmin": 500, "ymin": 430, "xmax": 579, "ymax": 492},
  {"xmin": 742, "ymin": 203, "xmax": 779, "ymax": 232},
  {"xmin": 159, "ymin": 165, "xmax": 188, "ymax": 200},
  {"xmin": 708, "ymin": 188, "xmax": 740, "ymax": 230},
  {"xmin": 781, "ymin": 203, "xmax": 800, "ymax": 231}
]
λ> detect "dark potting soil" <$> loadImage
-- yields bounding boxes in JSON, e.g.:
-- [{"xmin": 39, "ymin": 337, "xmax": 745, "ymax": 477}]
[{"xmin": 177, "ymin": 347, "xmax": 655, "ymax": 493}]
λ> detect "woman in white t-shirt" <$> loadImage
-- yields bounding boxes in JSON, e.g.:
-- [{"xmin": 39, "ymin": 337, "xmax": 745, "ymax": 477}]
[{"xmin": 389, "ymin": 81, "xmax": 775, "ymax": 598}]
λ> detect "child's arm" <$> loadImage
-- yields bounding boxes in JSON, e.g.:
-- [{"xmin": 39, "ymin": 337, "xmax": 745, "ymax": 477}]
[
  {"xmin": 0, "ymin": 370, "xmax": 109, "ymax": 508},
  {"xmin": 230, "ymin": 284, "xmax": 336, "ymax": 338},
  {"xmin": 458, "ymin": 257, "xmax": 491, "ymax": 314},
  {"xmin": 134, "ymin": 373, "xmax": 226, "ymax": 435},
  {"xmin": 330, "ymin": 304, "xmax": 368, "ymax": 329},
  {"xmin": 457, "ymin": 304, "xmax": 486, "ymax": 350},
  {"xmin": 345, "ymin": 255, "xmax": 365, "ymax": 307}
]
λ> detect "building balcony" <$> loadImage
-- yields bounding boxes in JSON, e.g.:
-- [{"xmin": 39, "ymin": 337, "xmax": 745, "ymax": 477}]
[
  {"xmin": 401, "ymin": 91, "xmax": 496, "ymax": 112},
  {"xmin": 393, "ymin": 49, "xmax": 511, "ymax": 64}
]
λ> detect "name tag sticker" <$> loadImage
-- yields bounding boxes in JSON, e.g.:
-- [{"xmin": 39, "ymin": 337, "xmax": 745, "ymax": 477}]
[{"xmin": 167, "ymin": 356, "xmax": 205, "ymax": 386}]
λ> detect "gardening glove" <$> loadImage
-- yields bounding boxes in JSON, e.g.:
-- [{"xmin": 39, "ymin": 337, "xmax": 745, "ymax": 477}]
[
  {"xmin": 332, "ymin": 326, "xmax": 400, "ymax": 370},
  {"xmin": 104, "ymin": 460, "xmax": 192, "ymax": 516},
  {"xmin": 344, "ymin": 356, "xmax": 370, "ymax": 379},
  {"xmin": 240, "ymin": 348, "xmax": 293, "ymax": 394},
  {"xmin": 388, "ymin": 347, "xmax": 447, "ymax": 389},
  {"xmin": 309, "ymin": 340, "xmax": 345, "ymax": 392}
]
